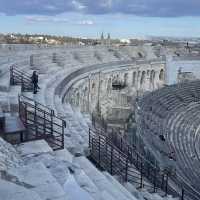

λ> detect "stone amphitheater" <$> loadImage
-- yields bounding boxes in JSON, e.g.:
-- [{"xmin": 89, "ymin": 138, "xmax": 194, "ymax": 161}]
[{"xmin": 0, "ymin": 43, "xmax": 200, "ymax": 200}]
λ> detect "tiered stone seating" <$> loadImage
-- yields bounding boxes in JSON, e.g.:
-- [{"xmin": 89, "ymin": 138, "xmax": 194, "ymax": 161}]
[
  {"xmin": 138, "ymin": 80, "xmax": 200, "ymax": 198},
  {"xmin": 0, "ymin": 136, "xmax": 177, "ymax": 200},
  {"xmin": 0, "ymin": 44, "xmax": 178, "ymax": 200}
]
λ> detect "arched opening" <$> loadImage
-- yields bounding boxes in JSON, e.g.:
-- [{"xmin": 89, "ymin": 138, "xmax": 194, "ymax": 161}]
[
  {"xmin": 150, "ymin": 70, "xmax": 155, "ymax": 83},
  {"xmin": 76, "ymin": 92, "xmax": 80, "ymax": 106},
  {"xmin": 150, "ymin": 70, "xmax": 156, "ymax": 90},
  {"xmin": 92, "ymin": 83, "xmax": 95, "ymax": 90},
  {"xmin": 138, "ymin": 52, "xmax": 143, "ymax": 58},
  {"xmin": 159, "ymin": 69, "xmax": 164, "ymax": 81},
  {"xmin": 138, "ymin": 71, "xmax": 141, "ymax": 78},
  {"xmin": 124, "ymin": 73, "xmax": 128, "ymax": 85},
  {"xmin": 140, "ymin": 71, "xmax": 146, "ymax": 85},
  {"xmin": 84, "ymin": 87, "xmax": 88, "ymax": 97},
  {"xmin": 132, "ymin": 71, "xmax": 136, "ymax": 86},
  {"xmin": 107, "ymin": 78, "xmax": 112, "ymax": 92}
]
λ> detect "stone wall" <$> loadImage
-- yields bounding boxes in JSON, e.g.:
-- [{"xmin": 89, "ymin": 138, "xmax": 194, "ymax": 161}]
[{"xmin": 66, "ymin": 60, "xmax": 165, "ymax": 130}]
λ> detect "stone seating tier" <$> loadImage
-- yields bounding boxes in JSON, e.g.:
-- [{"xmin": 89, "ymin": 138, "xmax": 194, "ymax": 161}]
[
  {"xmin": 138, "ymin": 80, "xmax": 200, "ymax": 197},
  {"xmin": 0, "ymin": 45, "xmax": 177, "ymax": 200}
]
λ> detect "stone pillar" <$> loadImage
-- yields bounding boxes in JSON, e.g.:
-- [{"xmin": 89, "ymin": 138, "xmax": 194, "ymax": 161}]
[{"xmin": 146, "ymin": 70, "xmax": 151, "ymax": 91}]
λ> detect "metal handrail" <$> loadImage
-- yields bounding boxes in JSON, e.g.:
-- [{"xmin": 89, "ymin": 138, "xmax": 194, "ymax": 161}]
[
  {"xmin": 19, "ymin": 95, "xmax": 52, "ymax": 112},
  {"xmin": 89, "ymin": 127, "xmax": 159, "ymax": 171},
  {"xmin": 89, "ymin": 128, "xmax": 199, "ymax": 200},
  {"xmin": 10, "ymin": 65, "xmax": 32, "ymax": 79},
  {"xmin": 89, "ymin": 129, "xmax": 170, "ymax": 194},
  {"xmin": 18, "ymin": 96, "xmax": 65, "ymax": 150},
  {"xmin": 10, "ymin": 66, "xmax": 33, "ymax": 91}
]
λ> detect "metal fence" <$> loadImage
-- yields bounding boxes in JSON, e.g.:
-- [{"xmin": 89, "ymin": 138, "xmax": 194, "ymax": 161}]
[
  {"xmin": 89, "ymin": 128, "xmax": 200, "ymax": 200},
  {"xmin": 19, "ymin": 95, "xmax": 66, "ymax": 150},
  {"xmin": 10, "ymin": 65, "xmax": 33, "ymax": 91}
]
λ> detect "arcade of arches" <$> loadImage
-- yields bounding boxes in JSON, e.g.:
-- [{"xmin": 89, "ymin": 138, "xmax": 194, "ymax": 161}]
[{"xmin": 66, "ymin": 63, "xmax": 165, "ymax": 133}]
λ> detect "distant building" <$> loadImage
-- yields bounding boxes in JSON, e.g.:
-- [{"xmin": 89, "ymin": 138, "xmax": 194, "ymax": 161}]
[
  {"xmin": 165, "ymin": 56, "xmax": 200, "ymax": 85},
  {"xmin": 100, "ymin": 32, "xmax": 111, "ymax": 46},
  {"xmin": 107, "ymin": 33, "xmax": 111, "ymax": 46},
  {"xmin": 100, "ymin": 32, "xmax": 105, "ymax": 45},
  {"xmin": 120, "ymin": 39, "xmax": 131, "ymax": 44}
]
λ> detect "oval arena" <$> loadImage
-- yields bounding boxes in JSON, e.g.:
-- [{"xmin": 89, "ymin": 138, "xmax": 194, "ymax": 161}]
[{"xmin": 0, "ymin": 43, "xmax": 200, "ymax": 200}]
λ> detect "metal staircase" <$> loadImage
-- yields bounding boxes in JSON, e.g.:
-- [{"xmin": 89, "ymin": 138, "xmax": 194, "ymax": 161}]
[{"xmin": 18, "ymin": 95, "xmax": 66, "ymax": 150}]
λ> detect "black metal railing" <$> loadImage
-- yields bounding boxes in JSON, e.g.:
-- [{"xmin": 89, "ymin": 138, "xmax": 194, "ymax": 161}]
[
  {"xmin": 10, "ymin": 65, "xmax": 33, "ymax": 91},
  {"xmin": 19, "ymin": 95, "xmax": 66, "ymax": 150},
  {"xmin": 89, "ymin": 129, "xmax": 169, "ymax": 192},
  {"xmin": 89, "ymin": 128, "xmax": 200, "ymax": 200},
  {"xmin": 91, "ymin": 114, "xmax": 200, "ymax": 200}
]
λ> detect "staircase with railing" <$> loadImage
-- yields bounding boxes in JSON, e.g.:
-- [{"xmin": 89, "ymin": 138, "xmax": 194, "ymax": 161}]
[
  {"xmin": 10, "ymin": 65, "xmax": 33, "ymax": 92},
  {"xmin": 89, "ymin": 128, "xmax": 200, "ymax": 200},
  {"xmin": 18, "ymin": 95, "xmax": 66, "ymax": 150}
]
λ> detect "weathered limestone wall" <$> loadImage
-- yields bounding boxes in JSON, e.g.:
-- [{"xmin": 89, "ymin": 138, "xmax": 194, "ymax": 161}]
[{"xmin": 66, "ymin": 61, "xmax": 165, "ymax": 126}]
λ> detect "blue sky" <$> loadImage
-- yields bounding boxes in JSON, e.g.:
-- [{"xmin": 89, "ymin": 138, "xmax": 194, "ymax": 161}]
[{"xmin": 0, "ymin": 0, "xmax": 200, "ymax": 38}]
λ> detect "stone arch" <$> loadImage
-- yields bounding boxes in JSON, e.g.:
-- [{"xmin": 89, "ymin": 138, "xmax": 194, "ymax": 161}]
[
  {"xmin": 140, "ymin": 71, "xmax": 146, "ymax": 86},
  {"xmin": 132, "ymin": 71, "xmax": 136, "ymax": 86},
  {"xmin": 150, "ymin": 70, "xmax": 156, "ymax": 89},
  {"xmin": 137, "ymin": 71, "xmax": 141, "ymax": 78},
  {"xmin": 124, "ymin": 73, "xmax": 128, "ymax": 85},
  {"xmin": 138, "ymin": 52, "xmax": 143, "ymax": 58},
  {"xmin": 82, "ymin": 87, "xmax": 88, "ymax": 112},
  {"xmin": 150, "ymin": 70, "xmax": 155, "ymax": 83},
  {"xmin": 92, "ymin": 82, "xmax": 95, "ymax": 89},
  {"xmin": 83, "ymin": 87, "xmax": 88, "ymax": 103},
  {"xmin": 159, "ymin": 69, "xmax": 164, "ymax": 81},
  {"xmin": 76, "ymin": 92, "xmax": 80, "ymax": 106},
  {"xmin": 107, "ymin": 78, "xmax": 112, "ymax": 92}
]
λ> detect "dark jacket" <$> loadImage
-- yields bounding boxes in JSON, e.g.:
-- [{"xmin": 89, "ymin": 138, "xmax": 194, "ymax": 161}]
[{"xmin": 31, "ymin": 73, "xmax": 38, "ymax": 84}]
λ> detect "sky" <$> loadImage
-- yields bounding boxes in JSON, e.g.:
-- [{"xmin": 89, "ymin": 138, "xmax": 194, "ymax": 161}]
[{"xmin": 0, "ymin": 0, "xmax": 200, "ymax": 38}]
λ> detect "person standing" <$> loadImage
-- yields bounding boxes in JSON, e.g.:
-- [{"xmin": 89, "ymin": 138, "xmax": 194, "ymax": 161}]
[{"xmin": 31, "ymin": 71, "xmax": 39, "ymax": 94}]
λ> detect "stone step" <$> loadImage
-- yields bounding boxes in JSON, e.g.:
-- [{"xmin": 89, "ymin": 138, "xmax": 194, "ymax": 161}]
[
  {"xmin": 0, "ymin": 85, "xmax": 21, "ymax": 113},
  {"xmin": 8, "ymin": 85, "xmax": 22, "ymax": 112},
  {"xmin": 7, "ymin": 162, "xmax": 67, "ymax": 200},
  {"xmin": 0, "ymin": 92, "xmax": 10, "ymax": 112},
  {"xmin": 63, "ymin": 173, "xmax": 95, "ymax": 200},
  {"xmin": 16, "ymin": 140, "xmax": 53, "ymax": 157},
  {"xmin": 0, "ymin": 179, "xmax": 43, "ymax": 200},
  {"xmin": 20, "ymin": 150, "xmax": 73, "ymax": 187},
  {"xmin": 124, "ymin": 182, "xmax": 145, "ymax": 200},
  {"xmin": 0, "ymin": 72, "xmax": 10, "ymax": 92},
  {"xmin": 72, "ymin": 106, "xmax": 89, "ymax": 131},
  {"xmin": 73, "ymin": 156, "xmax": 137, "ymax": 200},
  {"xmin": 103, "ymin": 172, "xmax": 137, "ymax": 200},
  {"xmin": 73, "ymin": 168, "xmax": 103, "ymax": 200}
]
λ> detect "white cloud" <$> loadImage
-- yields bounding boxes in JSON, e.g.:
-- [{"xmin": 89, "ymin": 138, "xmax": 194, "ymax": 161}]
[
  {"xmin": 25, "ymin": 15, "xmax": 94, "ymax": 26},
  {"xmin": 25, "ymin": 15, "xmax": 69, "ymax": 23},
  {"xmin": 78, "ymin": 20, "xmax": 94, "ymax": 25},
  {"xmin": 72, "ymin": 0, "xmax": 86, "ymax": 10},
  {"xmin": 100, "ymin": 0, "xmax": 113, "ymax": 8},
  {"xmin": 44, "ymin": 5, "xmax": 58, "ymax": 11},
  {"xmin": 2, "ymin": 0, "xmax": 200, "ymax": 17}
]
